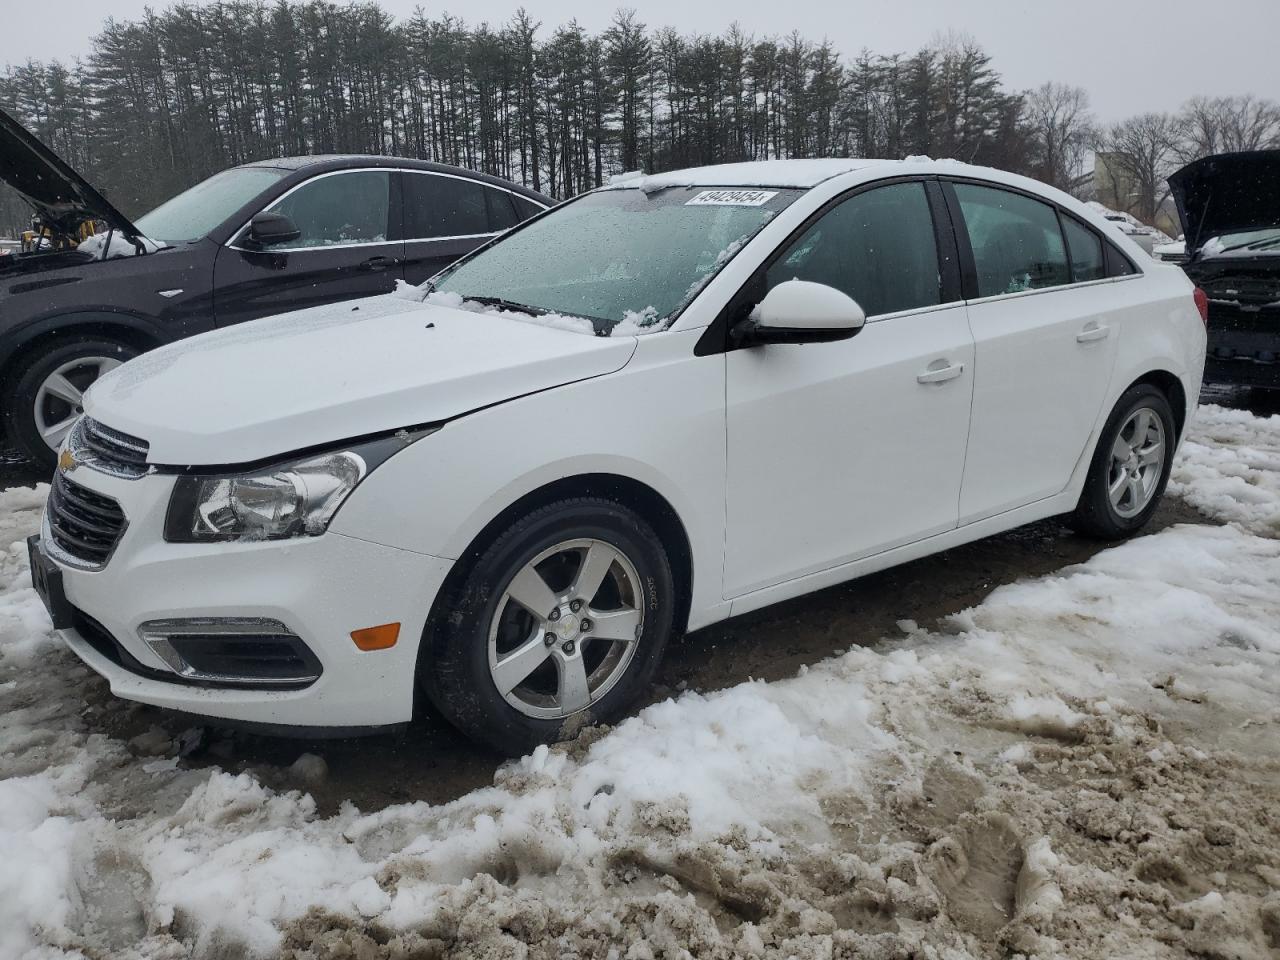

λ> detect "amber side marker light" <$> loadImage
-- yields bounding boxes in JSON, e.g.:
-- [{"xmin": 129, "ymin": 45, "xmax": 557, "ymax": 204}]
[{"xmin": 351, "ymin": 622, "xmax": 400, "ymax": 651}]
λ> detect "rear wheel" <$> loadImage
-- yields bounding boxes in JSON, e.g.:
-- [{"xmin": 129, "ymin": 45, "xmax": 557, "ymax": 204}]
[
  {"xmin": 2, "ymin": 335, "xmax": 138, "ymax": 468},
  {"xmin": 1069, "ymin": 384, "xmax": 1176, "ymax": 539},
  {"xmin": 423, "ymin": 498, "xmax": 674, "ymax": 755}
]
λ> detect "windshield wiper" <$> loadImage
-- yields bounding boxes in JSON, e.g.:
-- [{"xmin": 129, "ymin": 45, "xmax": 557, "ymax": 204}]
[
  {"xmin": 1213, "ymin": 234, "xmax": 1280, "ymax": 254},
  {"xmin": 461, "ymin": 294, "xmax": 548, "ymax": 317}
]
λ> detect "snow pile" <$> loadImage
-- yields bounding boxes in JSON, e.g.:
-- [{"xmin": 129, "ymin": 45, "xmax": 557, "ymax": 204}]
[
  {"xmin": 1170, "ymin": 403, "xmax": 1280, "ymax": 536},
  {"xmin": 1086, "ymin": 201, "xmax": 1175, "ymax": 245},
  {"xmin": 2, "ymin": 407, "xmax": 1280, "ymax": 958},
  {"xmin": 392, "ymin": 283, "xmax": 674, "ymax": 338},
  {"xmin": 76, "ymin": 231, "xmax": 163, "ymax": 259}
]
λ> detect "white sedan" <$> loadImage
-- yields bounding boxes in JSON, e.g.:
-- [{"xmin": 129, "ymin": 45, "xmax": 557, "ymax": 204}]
[{"xmin": 29, "ymin": 158, "xmax": 1207, "ymax": 753}]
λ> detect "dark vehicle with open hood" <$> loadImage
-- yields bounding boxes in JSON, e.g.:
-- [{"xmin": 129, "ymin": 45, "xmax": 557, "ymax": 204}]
[
  {"xmin": 0, "ymin": 107, "xmax": 550, "ymax": 468},
  {"xmin": 1169, "ymin": 150, "xmax": 1280, "ymax": 389}
]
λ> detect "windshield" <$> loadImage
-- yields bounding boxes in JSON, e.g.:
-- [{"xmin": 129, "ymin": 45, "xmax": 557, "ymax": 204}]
[
  {"xmin": 1200, "ymin": 227, "xmax": 1280, "ymax": 257},
  {"xmin": 432, "ymin": 186, "xmax": 799, "ymax": 334},
  {"xmin": 135, "ymin": 167, "xmax": 289, "ymax": 244}
]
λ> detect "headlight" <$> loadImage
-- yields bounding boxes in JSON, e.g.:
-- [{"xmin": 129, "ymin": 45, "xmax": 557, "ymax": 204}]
[{"xmin": 164, "ymin": 429, "xmax": 434, "ymax": 543}]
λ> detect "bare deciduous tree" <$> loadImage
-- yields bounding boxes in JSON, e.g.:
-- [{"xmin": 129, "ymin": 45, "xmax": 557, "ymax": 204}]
[
  {"xmin": 1175, "ymin": 94, "xmax": 1280, "ymax": 162},
  {"xmin": 1094, "ymin": 112, "xmax": 1180, "ymax": 222},
  {"xmin": 1025, "ymin": 82, "xmax": 1094, "ymax": 193}
]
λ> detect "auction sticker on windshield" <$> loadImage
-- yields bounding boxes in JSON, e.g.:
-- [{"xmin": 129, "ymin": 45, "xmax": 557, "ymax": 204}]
[{"xmin": 685, "ymin": 189, "xmax": 778, "ymax": 206}]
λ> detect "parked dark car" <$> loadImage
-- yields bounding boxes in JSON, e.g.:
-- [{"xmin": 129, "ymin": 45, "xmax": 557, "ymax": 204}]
[
  {"xmin": 0, "ymin": 107, "xmax": 551, "ymax": 467},
  {"xmin": 1169, "ymin": 150, "xmax": 1280, "ymax": 389}
]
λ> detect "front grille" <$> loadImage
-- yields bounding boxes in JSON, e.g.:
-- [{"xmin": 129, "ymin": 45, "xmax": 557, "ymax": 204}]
[
  {"xmin": 46, "ymin": 472, "xmax": 127, "ymax": 568},
  {"xmin": 71, "ymin": 417, "xmax": 151, "ymax": 479},
  {"xmin": 1203, "ymin": 276, "xmax": 1280, "ymax": 306}
]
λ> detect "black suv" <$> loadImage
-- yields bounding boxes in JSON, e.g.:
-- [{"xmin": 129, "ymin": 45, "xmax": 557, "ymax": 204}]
[
  {"xmin": 1169, "ymin": 150, "xmax": 1280, "ymax": 390},
  {"xmin": 0, "ymin": 107, "xmax": 550, "ymax": 467}
]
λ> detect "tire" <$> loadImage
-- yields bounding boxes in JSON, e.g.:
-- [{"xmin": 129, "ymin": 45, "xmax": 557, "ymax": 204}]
[
  {"xmin": 1069, "ymin": 384, "xmax": 1176, "ymax": 539},
  {"xmin": 422, "ymin": 497, "xmax": 675, "ymax": 755},
  {"xmin": 2, "ymin": 335, "xmax": 139, "ymax": 469}
]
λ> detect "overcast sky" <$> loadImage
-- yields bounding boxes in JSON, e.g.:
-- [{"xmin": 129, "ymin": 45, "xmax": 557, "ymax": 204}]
[{"xmin": 6, "ymin": 0, "xmax": 1277, "ymax": 122}]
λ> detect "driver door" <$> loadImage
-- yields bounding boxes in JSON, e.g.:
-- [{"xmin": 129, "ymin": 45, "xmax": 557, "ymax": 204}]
[
  {"xmin": 724, "ymin": 180, "xmax": 975, "ymax": 598},
  {"xmin": 213, "ymin": 169, "xmax": 403, "ymax": 327}
]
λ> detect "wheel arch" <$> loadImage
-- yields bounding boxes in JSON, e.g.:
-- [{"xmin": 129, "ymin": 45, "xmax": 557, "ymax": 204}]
[
  {"xmin": 1126, "ymin": 368, "xmax": 1188, "ymax": 440},
  {"xmin": 0, "ymin": 312, "xmax": 164, "ymax": 394},
  {"xmin": 422, "ymin": 472, "xmax": 695, "ymax": 651}
]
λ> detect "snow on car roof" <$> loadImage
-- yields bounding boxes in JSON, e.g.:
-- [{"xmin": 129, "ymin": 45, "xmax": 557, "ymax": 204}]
[{"xmin": 603, "ymin": 157, "xmax": 950, "ymax": 191}]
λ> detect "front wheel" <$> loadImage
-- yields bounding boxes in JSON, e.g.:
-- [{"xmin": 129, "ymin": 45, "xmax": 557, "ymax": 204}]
[
  {"xmin": 422, "ymin": 498, "xmax": 675, "ymax": 755},
  {"xmin": 1069, "ymin": 384, "xmax": 1176, "ymax": 539}
]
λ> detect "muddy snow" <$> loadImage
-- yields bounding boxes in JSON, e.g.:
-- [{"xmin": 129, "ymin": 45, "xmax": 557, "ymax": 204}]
[{"xmin": 2, "ymin": 404, "xmax": 1279, "ymax": 959}]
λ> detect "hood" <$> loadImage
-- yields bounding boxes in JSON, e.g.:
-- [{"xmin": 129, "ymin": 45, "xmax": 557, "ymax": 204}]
[
  {"xmin": 1168, "ymin": 150, "xmax": 1280, "ymax": 254},
  {"xmin": 0, "ymin": 107, "xmax": 142, "ymax": 243},
  {"xmin": 84, "ymin": 295, "xmax": 637, "ymax": 466}
]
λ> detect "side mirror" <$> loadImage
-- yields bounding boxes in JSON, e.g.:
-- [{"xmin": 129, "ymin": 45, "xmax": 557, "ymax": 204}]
[
  {"xmin": 735, "ymin": 280, "xmax": 866, "ymax": 346},
  {"xmin": 248, "ymin": 212, "xmax": 301, "ymax": 247}
]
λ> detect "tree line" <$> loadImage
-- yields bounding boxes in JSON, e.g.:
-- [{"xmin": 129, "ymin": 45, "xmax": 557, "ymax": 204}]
[{"xmin": 1, "ymin": 1, "xmax": 1277, "ymax": 236}]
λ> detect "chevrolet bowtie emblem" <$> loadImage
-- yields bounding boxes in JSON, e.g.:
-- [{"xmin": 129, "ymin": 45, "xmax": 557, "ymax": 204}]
[{"xmin": 57, "ymin": 449, "xmax": 77, "ymax": 472}]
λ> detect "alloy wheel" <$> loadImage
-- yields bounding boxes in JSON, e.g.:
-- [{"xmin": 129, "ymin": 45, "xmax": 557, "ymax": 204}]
[
  {"xmin": 33, "ymin": 356, "xmax": 122, "ymax": 452},
  {"xmin": 1107, "ymin": 406, "xmax": 1166, "ymax": 519},
  {"xmin": 487, "ymin": 538, "xmax": 645, "ymax": 720}
]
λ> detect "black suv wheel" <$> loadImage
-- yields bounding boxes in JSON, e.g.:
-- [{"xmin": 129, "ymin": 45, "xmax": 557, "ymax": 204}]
[{"xmin": 2, "ymin": 335, "xmax": 138, "ymax": 468}]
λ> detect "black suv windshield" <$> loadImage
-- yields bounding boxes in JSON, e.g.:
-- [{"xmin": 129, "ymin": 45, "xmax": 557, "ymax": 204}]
[
  {"xmin": 433, "ymin": 185, "xmax": 799, "ymax": 334},
  {"xmin": 135, "ymin": 167, "xmax": 289, "ymax": 244}
]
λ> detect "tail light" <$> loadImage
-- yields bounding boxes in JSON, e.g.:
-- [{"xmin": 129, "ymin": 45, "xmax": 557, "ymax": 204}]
[{"xmin": 1193, "ymin": 287, "xmax": 1209, "ymax": 325}]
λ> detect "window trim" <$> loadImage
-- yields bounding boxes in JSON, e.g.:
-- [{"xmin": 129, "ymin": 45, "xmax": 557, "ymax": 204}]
[
  {"xmin": 696, "ymin": 175, "xmax": 962, "ymax": 357},
  {"xmin": 227, "ymin": 167, "xmax": 550, "ymax": 253},
  {"xmin": 1058, "ymin": 209, "xmax": 1110, "ymax": 286},
  {"xmin": 399, "ymin": 169, "xmax": 549, "ymax": 244},
  {"xmin": 940, "ymin": 177, "xmax": 1141, "ymax": 303}
]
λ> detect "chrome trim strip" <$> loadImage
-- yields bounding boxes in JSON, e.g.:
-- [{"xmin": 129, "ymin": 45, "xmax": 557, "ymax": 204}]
[
  {"xmin": 136, "ymin": 617, "xmax": 320, "ymax": 686},
  {"xmin": 225, "ymin": 166, "xmax": 549, "ymax": 253}
]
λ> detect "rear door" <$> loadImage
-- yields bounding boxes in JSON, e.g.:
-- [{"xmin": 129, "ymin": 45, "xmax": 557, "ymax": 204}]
[
  {"xmin": 947, "ymin": 181, "xmax": 1121, "ymax": 523},
  {"xmin": 212, "ymin": 168, "xmax": 402, "ymax": 327},
  {"xmin": 401, "ymin": 171, "xmax": 544, "ymax": 285}
]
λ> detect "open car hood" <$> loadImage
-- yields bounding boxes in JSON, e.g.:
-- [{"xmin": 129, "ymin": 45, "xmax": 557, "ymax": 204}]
[
  {"xmin": 0, "ymin": 107, "xmax": 142, "ymax": 242},
  {"xmin": 1168, "ymin": 150, "xmax": 1280, "ymax": 254}
]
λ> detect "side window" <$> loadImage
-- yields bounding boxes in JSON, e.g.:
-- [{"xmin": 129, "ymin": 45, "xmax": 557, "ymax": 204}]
[
  {"xmin": 512, "ymin": 195, "xmax": 546, "ymax": 221},
  {"xmin": 1106, "ymin": 243, "xmax": 1138, "ymax": 277},
  {"xmin": 765, "ymin": 181, "xmax": 943, "ymax": 318},
  {"xmin": 262, "ymin": 171, "xmax": 390, "ymax": 249},
  {"xmin": 953, "ymin": 183, "xmax": 1070, "ymax": 297},
  {"xmin": 486, "ymin": 188, "xmax": 520, "ymax": 231},
  {"xmin": 403, "ymin": 173, "xmax": 491, "ymax": 238},
  {"xmin": 1061, "ymin": 215, "xmax": 1106, "ymax": 282}
]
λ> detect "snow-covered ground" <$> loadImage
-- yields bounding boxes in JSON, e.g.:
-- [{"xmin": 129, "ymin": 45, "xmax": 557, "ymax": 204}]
[{"xmin": 2, "ymin": 405, "xmax": 1279, "ymax": 959}]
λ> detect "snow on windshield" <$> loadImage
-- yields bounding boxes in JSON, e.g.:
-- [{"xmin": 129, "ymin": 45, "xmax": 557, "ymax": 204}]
[
  {"xmin": 395, "ymin": 284, "xmax": 684, "ymax": 338},
  {"xmin": 426, "ymin": 186, "xmax": 796, "ymax": 335}
]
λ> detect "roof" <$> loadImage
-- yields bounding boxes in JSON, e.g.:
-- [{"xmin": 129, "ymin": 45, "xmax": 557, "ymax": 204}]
[
  {"xmin": 603, "ymin": 157, "xmax": 954, "ymax": 191},
  {"xmin": 236, "ymin": 154, "xmax": 552, "ymax": 202}
]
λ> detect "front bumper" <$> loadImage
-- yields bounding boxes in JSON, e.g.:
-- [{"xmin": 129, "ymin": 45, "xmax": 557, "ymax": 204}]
[{"xmin": 40, "ymin": 464, "xmax": 454, "ymax": 728}]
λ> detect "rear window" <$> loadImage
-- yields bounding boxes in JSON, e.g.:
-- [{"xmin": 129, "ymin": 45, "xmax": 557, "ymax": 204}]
[
  {"xmin": 954, "ymin": 183, "xmax": 1071, "ymax": 297},
  {"xmin": 1062, "ymin": 215, "xmax": 1106, "ymax": 282}
]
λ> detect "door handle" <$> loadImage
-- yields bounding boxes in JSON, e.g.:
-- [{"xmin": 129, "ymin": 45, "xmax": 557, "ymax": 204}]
[
  {"xmin": 359, "ymin": 256, "xmax": 394, "ymax": 273},
  {"xmin": 916, "ymin": 360, "xmax": 965, "ymax": 384},
  {"xmin": 1076, "ymin": 323, "xmax": 1110, "ymax": 343}
]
